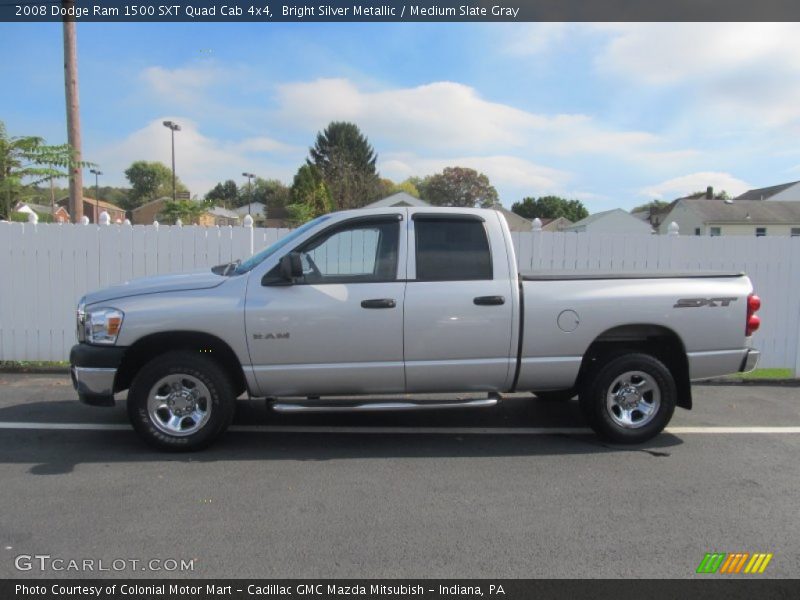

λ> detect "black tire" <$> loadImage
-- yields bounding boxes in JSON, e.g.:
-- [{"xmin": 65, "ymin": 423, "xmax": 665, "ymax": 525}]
[
  {"xmin": 127, "ymin": 350, "xmax": 236, "ymax": 451},
  {"xmin": 533, "ymin": 390, "xmax": 576, "ymax": 402},
  {"xmin": 579, "ymin": 352, "xmax": 676, "ymax": 444}
]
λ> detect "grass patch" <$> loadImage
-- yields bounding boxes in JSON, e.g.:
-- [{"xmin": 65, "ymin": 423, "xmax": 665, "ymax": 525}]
[{"xmin": 729, "ymin": 368, "xmax": 794, "ymax": 380}]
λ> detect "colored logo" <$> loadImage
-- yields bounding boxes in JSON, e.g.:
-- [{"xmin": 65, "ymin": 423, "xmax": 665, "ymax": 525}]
[{"xmin": 696, "ymin": 552, "xmax": 773, "ymax": 574}]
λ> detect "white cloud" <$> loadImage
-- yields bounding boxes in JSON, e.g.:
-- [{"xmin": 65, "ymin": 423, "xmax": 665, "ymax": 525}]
[
  {"xmin": 141, "ymin": 64, "xmax": 229, "ymax": 106},
  {"xmin": 594, "ymin": 23, "xmax": 800, "ymax": 125},
  {"xmin": 275, "ymin": 78, "xmax": 695, "ymax": 165},
  {"xmin": 639, "ymin": 172, "xmax": 750, "ymax": 200},
  {"xmin": 97, "ymin": 118, "xmax": 299, "ymax": 195},
  {"xmin": 501, "ymin": 23, "xmax": 569, "ymax": 56},
  {"xmin": 379, "ymin": 153, "xmax": 571, "ymax": 199}
]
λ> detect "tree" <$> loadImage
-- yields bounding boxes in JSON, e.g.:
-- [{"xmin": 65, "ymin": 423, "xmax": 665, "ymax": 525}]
[
  {"xmin": 250, "ymin": 178, "xmax": 290, "ymax": 213},
  {"xmin": 418, "ymin": 167, "xmax": 499, "ymax": 208},
  {"xmin": 0, "ymin": 121, "xmax": 88, "ymax": 220},
  {"xmin": 205, "ymin": 180, "xmax": 239, "ymax": 208},
  {"xmin": 377, "ymin": 177, "xmax": 420, "ymax": 199},
  {"xmin": 124, "ymin": 161, "xmax": 187, "ymax": 209},
  {"xmin": 307, "ymin": 121, "xmax": 381, "ymax": 209},
  {"xmin": 159, "ymin": 199, "xmax": 212, "ymax": 225},
  {"xmin": 511, "ymin": 196, "xmax": 589, "ymax": 222},
  {"xmin": 631, "ymin": 200, "xmax": 670, "ymax": 213},
  {"xmin": 287, "ymin": 164, "xmax": 333, "ymax": 224}
]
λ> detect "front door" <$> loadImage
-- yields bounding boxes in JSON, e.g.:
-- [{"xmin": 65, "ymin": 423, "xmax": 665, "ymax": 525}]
[{"xmin": 245, "ymin": 214, "xmax": 407, "ymax": 397}]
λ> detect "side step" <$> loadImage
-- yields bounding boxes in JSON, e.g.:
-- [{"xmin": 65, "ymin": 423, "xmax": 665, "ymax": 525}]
[{"xmin": 272, "ymin": 397, "xmax": 498, "ymax": 414}]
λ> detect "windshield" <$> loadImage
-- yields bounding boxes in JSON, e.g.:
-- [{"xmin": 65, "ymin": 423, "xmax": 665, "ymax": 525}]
[{"xmin": 233, "ymin": 215, "xmax": 330, "ymax": 274}]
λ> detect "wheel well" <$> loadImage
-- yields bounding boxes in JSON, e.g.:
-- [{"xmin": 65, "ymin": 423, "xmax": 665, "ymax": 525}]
[
  {"xmin": 576, "ymin": 324, "xmax": 692, "ymax": 409},
  {"xmin": 114, "ymin": 331, "xmax": 247, "ymax": 397}
]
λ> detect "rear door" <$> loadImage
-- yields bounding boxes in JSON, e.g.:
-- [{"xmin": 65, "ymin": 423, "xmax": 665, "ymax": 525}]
[{"xmin": 403, "ymin": 212, "xmax": 516, "ymax": 393}]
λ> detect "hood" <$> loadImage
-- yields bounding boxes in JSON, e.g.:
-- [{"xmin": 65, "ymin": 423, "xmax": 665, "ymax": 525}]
[{"xmin": 83, "ymin": 269, "xmax": 228, "ymax": 305}]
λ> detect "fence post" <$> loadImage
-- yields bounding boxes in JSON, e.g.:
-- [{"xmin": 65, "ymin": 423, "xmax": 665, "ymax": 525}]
[
  {"xmin": 98, "ymin": 211, "xmax": 110, "ymax": 226},
  {"xmin": 667, "ymin": 221, "xmax": 679, "ymax": 236},
  {"xmin": 243, "ymin": 214, "xmax": 254, "ymax": 255},
  {"xmin": 80, "ymin": 216, "xmax": 89, "ymax": 225},
  {"xmin": 531, "ymin": 218, "xmax": 543, "ymax": 270},
  {"xmin": 27, "ymin": 212, "xmax": 38, "ymax": 224}
]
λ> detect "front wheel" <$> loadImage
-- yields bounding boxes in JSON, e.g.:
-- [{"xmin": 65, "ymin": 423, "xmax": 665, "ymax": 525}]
[
  {"xmin": 127, "ymin": 351, "xmax": 236, "ymax": 451},
  {"xmin": 579, "ymin": 353, "xmax": 676, "ymax": 444}
]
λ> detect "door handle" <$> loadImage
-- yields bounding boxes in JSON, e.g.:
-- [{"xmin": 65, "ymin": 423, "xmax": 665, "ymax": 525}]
[
  {"xmin": 474, "ymin": 295, "xmax": 505, "ymax": 306},
  {"xmin": 361, "ymin": 298, "xmax": 397, "ymax": 309}
]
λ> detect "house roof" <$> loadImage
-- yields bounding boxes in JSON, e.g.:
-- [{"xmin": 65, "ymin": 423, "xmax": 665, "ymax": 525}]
[
  {"xmin": 492, "ymin": 204, "xmax": 533, "ymax": 232},
  {"xmin": 565, "ymin": 208, "xmax": 652, "ymax": 232},
  {"xmin": 735, "ymin": 181, "xmax": 800, "ymax": 201},
  {"xmin": 682, "ymin": 198, "xmax": 800, "ymax": 224},
  {"xmin": 206, "ymin": 206, "xmax": 240, "ymax": 220},
  {"xmin": 58, "ymin": 196, "xmax": 125, "ymax": 212},
  {"xmin": 233, "ymin": 202, "xmax": 265, "ymax": 215},
  {"xmin": 131, "ymin": 197, "xmax": 171, "ymax": 213},
  {"xmin": 364, "ymin": 192, "xmax": 430, "ymax": 208}
]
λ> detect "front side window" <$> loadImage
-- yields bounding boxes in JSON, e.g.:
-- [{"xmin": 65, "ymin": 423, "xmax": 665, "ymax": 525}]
[
  {"xmin": 295, "ymin": 219, "xmax": 400, "ymax": 284},
  {"xmin": 414, "ymin": 218, "xmax": 492, "ymax": 281}
]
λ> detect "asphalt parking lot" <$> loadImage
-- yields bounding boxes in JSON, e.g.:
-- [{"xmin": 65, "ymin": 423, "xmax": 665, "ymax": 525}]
[{"xmin": 0, "ymin": 373, "xmax": 798, "ymax": 579}]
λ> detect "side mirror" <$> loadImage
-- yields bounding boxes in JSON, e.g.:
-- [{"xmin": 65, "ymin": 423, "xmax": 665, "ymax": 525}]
[{"xmin": 279, "ymin": 252, "xmax": 303, "ymax": 281}]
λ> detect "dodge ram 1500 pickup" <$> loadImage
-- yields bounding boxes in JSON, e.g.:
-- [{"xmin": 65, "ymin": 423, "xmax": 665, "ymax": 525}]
[{"xmin": 70, "ymin": 207, "xmax": 761, "ymax": 450}]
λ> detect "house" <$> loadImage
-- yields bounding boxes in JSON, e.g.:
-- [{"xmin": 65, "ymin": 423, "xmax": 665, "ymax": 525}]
[
  {"xmin": 131, "ymin": 197, "xmax": 171, "ymax": 225},
  {"xmin": 493, "ymin": 204, "xmax": 533, "ymax": 232},
  {"xmin": 15, "ymin": 202, "xmax": 70, "ymax": 223},
  {"xmin": 363, "ymin": 192, "xmax": 430, "ymax": 208},
  {"xmin": 564, "ymin": 209, "xmax": 653, "ymax": 234},
  {"xmin": 58, "ymin": 196, "xmax": 126, "ymax": 224},
  {"xmin": 735, "ymin": 180, "xmax": 800, "ymax": 202},
  {"xmin": 539, "ymin": 216, "xmax": 573, "ymax": 232},
  {"xmin": 234, "ymin": 202, "xmax": 266, "ymax": 219},
  {"xmin": 658, "ymin": 198, "xmax": 800, "ymax": 236},
  {"xmin": 198, "ymin": 206, "xmax": 240, "ymax": 227}
]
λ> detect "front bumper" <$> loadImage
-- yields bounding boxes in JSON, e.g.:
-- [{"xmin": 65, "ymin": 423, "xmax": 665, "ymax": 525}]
[
  {"xmin": 739, "ymin": 348, "xmax": 761, "ymax": 373},
  {"xmin": 70, "ymin": 344, "xmax": 126, "ymax": 407}
]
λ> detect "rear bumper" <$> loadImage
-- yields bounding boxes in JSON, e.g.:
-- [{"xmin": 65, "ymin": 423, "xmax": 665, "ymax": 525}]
[
  {"xmin": 70, "ymin": 344, "xmax": 126, "ymax": 407},
  {"xmin": 739, "ymin": 348, "xmax": 761, "ymax": 373}
]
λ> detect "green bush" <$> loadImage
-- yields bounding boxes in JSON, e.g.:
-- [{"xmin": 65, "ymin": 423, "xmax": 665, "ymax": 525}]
[{"xmin": 10, "ymin": 211, "xmax": 54, "ymax": 223}]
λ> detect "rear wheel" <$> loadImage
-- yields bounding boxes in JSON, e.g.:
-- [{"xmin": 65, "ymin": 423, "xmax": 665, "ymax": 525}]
[
  {"xmin": 579, "ymin": 353, "xmax": 675, "ymax": 444},
  {"xmin": 127, "ymin": 351, "xmax": 236, "ymax": 451}
]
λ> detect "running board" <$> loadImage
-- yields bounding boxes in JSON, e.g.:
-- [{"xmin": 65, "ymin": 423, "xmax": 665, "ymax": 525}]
[{"xmin": 272, "ymin": 397, "xmax": 498, "ymax": 413}]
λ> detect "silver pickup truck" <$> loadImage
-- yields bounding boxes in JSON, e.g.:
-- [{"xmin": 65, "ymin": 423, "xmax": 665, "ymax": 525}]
[{"xmin": 70, "ymin": 207, "xmax": 761, "ymax": 450}]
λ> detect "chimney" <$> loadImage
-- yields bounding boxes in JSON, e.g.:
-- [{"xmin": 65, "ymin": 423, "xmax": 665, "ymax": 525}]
[{"xmin": 706, "ymin": 186, "xmax": 714, "ymax": 199}]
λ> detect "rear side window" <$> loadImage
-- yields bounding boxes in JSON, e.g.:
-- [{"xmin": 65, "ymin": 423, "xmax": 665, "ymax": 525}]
[{"xmin": 415, "ymin": 218, "xmax": 492, "ymax": 281}]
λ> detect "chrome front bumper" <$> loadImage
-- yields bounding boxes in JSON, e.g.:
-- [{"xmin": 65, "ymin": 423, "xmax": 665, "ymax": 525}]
[
  {"xmin": 71, "ymin": 366, "xmax": 117, "ymax": 407},
  {"xmin": 740, "ymin": 349, "xmax": 761, "ymax": 373}
]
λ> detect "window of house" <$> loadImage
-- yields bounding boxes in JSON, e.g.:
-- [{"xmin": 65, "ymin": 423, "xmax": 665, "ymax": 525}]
[
  {"xmin": 791, "ymin": 228, "xmax": 800, "ymax": 237},
  {"xmin": 694, "ymin": 228, "xmax": 701, "ymax": 236},
  {"xmin": 756, "ymin": 227, "xmax": 767, "ymax": 237},
  {"xmin": 414, "ymin": 217, "xmax": 492, "ymax": 281},
  {"xmin": 710, "ymin": 227, "xmax": 721, "ymax": 237},
  {"xmin": 294, "ymin": 218, "xmax": 400, "ymax": 284}
]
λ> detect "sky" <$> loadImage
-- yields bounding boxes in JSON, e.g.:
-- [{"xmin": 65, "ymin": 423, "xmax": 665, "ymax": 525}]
[{"xmin": 2, "ymin": 22, "xmax": 800, "ymax": 212}]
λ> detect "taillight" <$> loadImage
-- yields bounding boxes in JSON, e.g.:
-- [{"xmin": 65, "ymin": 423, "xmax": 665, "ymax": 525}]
[{"xmin": 746, "ymin": 293, "xmax": 761, "ymax": 336}]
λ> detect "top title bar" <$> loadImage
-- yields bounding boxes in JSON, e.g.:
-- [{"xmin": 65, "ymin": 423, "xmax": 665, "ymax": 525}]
[{"xmin": 4, "ymin": 0, "xmax": 800, "ymax": 22}]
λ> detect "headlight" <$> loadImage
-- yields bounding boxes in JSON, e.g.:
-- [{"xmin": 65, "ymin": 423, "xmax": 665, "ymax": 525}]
[
  {"xmin": 76, "ymin": 298, "xmax": 86, "ymax": 342},
  {"xmin": 83, "ymin": 308, "xmax": 124, "ymax": 345}
]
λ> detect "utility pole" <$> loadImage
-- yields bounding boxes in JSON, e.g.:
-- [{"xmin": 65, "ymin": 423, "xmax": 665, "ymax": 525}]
[
  {"xmin": 242, "ymin": 172, "xmax": 255, "ymax": 215},
  {"xmin": 163, "ymin": 121, "xmax": 181, "ymax": 202},
  {"xmin": 62, "ymin": 1, "xmax": 83, "ymax": 223}
]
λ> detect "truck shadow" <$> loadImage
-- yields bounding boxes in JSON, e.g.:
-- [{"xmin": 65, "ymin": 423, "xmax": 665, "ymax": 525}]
[{"xmin": 0, "ymin": 396, "xmax": 683, "ymax": 476}]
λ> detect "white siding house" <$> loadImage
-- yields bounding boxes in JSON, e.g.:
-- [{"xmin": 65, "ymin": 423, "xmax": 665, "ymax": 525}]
[
  {"xmin": 658, "ymin": 198, "xmax": 800, "ymax": 236},
  {"xmin": 565, "ymin": 209, "xmax": 653, "ymax": 234}
]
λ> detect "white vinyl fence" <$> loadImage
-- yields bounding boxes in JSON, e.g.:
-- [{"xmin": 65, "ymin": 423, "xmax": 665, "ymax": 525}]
[{"xmin": 1, "ymin": 220, "xmax": 799, "ymax": 374}]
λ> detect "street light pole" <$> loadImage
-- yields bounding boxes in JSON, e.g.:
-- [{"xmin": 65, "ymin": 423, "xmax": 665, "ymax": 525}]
[
  {"xmin": 90, "ymin": 168, "xmax": 102, "ymax": 224},
  {"xmin": 162, "ymin": 121, "xmax": 181, "ymax": 202},
  {"xmin": 242, "ymin": 172, "xmax": 255, "ymax": 216}
]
